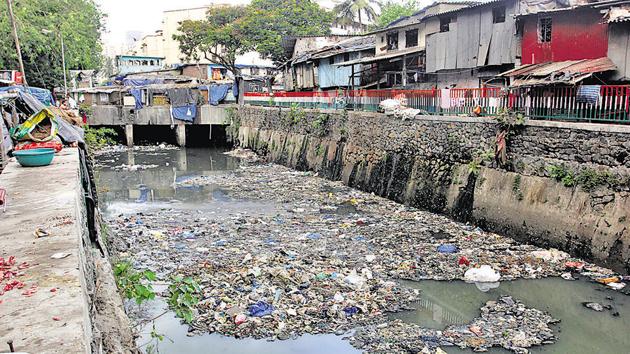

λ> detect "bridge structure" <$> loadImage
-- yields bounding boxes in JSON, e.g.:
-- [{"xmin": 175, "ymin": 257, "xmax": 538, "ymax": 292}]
[{"xmin": 88, "ymin": 104, "xmax": 233, "ymax": 147}]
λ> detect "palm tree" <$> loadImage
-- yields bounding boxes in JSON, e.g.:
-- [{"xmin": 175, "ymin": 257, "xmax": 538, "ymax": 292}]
[{"xmin": 333, "ymin": 0, "xmax": 381, "ymax": 30}]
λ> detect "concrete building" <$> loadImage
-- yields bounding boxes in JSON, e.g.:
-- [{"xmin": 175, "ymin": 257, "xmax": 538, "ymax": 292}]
[{"xmin": 115, "ymin": 55, "xmax": 166, "ymax": 75}]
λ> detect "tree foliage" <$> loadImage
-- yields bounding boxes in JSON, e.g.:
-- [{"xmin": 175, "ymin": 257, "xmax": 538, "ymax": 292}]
[
  {"xmin": 175, "ymin": 0, "xmax": 333, "ymax": 74},
  {"xmin": 373, "ymin": 0, "xmax": 421, "ymax": 29},
  {"xmin": 0, "ymin": 0, "xmax": 104, "ymax": 89},
  {"xmin": 333, "ymin": 0, "xmax": 381, "ymax": 29}
]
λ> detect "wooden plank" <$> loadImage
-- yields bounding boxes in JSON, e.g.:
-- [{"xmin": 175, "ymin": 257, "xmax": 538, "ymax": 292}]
[
  {"xmin": 445, "ymin": 25, "xmax": 458, "ymax": 69},
  {"xmin": 456, "ymin": 12, "xmax": 469, "ymax": 68},
  {"xmin": 468, "ymin": 10, "xmax": 481, "ymax": 68},
  {"xmin": 426, "ymin": 34, "xmax": 437, "ymax": 72},
  {"xmin": 478, "ymin": 9, "xmax": 493, "ymax": 66}
]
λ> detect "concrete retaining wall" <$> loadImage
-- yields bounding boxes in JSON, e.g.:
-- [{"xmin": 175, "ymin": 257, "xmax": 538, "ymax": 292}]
[
  {"xmin": 236, "ymin": 106, "xmax": 630, "ymax": 272},
  {"xmin": 0, "ymin": 149, "xmax": 134, "ymax": 353}
]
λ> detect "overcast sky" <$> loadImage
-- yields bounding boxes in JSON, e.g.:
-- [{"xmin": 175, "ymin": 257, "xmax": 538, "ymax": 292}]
[{"xmin": 97, "ymin": 0, "xmax": 424, "ymax": 51}]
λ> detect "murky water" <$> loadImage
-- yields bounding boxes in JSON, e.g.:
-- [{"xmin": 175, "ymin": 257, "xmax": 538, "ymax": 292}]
[
  {"xmin": 392, "ymin": 279, "xmax": 630, "ymax": 354},
  {"xmin": 95, "ymin": 147, "xmax": 629, "ymax": 354},
  {"xmin": 95, "ymin": 147, "xmax": 359, "ymax": 354}
]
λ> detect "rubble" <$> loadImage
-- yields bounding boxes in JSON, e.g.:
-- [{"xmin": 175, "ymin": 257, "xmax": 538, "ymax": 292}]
[{"xmin": 103, "ymin": 149, "xmax": 625, "ymax": 353}]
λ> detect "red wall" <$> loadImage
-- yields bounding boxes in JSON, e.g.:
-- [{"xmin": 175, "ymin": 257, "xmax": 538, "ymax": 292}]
[{"xmin": 521, "ymin": 9, "xmax": 608, "ymax": 64}]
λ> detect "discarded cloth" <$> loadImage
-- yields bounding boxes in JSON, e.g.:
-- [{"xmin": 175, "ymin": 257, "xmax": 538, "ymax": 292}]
[
  {"xmin": 209, "ymin": 84, "xmax": 231, "ymax": 106},
  {"xmin": 248, "ymin": 301, "xmax": 273, "ymax": 317},
  {"xmin": 576, "ymin": 85, "xmax": 600, "ymax": 105},
  {"xmin": 129, "ymin": 89, "xmax": 143, "ymax": 110}
]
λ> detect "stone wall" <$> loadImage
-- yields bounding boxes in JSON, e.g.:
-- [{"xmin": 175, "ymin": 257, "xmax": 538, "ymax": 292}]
[{"xmin": 235, "ymin": 105, "xmax": 630, "ymax": 273}]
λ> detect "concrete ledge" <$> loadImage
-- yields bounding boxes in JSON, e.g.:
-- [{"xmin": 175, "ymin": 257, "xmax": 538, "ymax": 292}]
[
  {"xmin": 89, "ymin": 104, "xmax": 233, "ymax": 126},
  {"xmin": 244, "ymin": 105, "xmax": 630, "ymax": 134},
  {"xmin": 0, "ymin": 149, "xmax": 92, "ymax": 354}
]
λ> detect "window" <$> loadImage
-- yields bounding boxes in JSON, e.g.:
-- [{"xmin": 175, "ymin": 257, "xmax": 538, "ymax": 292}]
[
  {"xmin": 344, "ymin": 53, "xmax": 350, "ymax": 62},
  {"xmin": 386, "ymin": 32, "xmax": 399, "ymax": 50},
  {"xmin": 251, "ymin": 67, "xmax": 260, "ymax": 76},
  {"xmin": 440, "ymin": 16, "xmax": 454, "ymax": 32},
  {"xmin": 405, "ymin": 29, "xmax": 418, "ymax": 48},
  {"xmin": 538, "ymin": 17, "xmax": 552, "ymax": 43},
  {"xmin": 492, "ymin": 6, "xmax": 506, "ymax": 23}
]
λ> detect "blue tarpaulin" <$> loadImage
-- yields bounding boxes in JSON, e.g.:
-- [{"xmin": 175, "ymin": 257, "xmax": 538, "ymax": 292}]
[
  {"xmin": 122, "ymin": 78, "xmax": 164, "ymax": 87},
  {"xmin": 129, "ymin": 89, "xmax": 143, "ymax": 109},
  {"xmin": 0, "ymin": 86, "xmax": 55, "ymax": 106},
  {"xmin": 209, "ymin": 84, "xmax": 230, "ymax": 106},
  {"xmin": 171, "ymin": 105, "xmax": 196, "ymax": 122}
]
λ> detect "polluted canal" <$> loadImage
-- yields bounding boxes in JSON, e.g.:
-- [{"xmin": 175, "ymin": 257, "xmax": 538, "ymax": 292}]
[{"xmin": 94, "ymin": 145, "xmax": 630, "ymax": 354}]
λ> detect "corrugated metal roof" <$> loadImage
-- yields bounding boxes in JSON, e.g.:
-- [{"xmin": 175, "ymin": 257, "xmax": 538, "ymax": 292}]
[
  {"xmin": 606, "ymin": 5, "xmax": 630, "ymax": 22},
  {"xmin": 334, "ymin": 46, "xmax": 424, "ymax": 66},
  {"xmin": 291, "ymin": 36, "xmax": 375, "ymax": 65},
  {"xmin": 500, "ymin": 57, "xmax": 617, "ymax": 86}
]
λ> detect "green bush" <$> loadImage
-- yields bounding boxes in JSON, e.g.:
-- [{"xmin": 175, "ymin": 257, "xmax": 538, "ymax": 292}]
[
  {"xmin": 113, "ymin": 261, "xmax": 156, "ymax": 304},
  {"xmin": 84, "ymin": 126, "xmax": 117, "ymax": 151},
  {"xmin": 167, "ymin": 276, "xmax": 201, "ymax": 323}
]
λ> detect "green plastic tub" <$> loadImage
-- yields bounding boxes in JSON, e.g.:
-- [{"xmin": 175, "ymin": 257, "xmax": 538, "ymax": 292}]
[{"xmin": 13, "ymin": 148, "xmax": 56, "ymax": 167}]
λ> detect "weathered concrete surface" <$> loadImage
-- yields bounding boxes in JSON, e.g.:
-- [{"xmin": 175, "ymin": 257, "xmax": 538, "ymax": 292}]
[
  {"xmin": 90, "ymin": 104, "xmax": 232, "ymax": 126},
  {"xmin": 0, "ymin": 149, "xmax": 135, "ymax": 354},
  {"xmin": 236, "ymin": 106, "xmax": 630, "ymax": 272},
  {"xmin": 0, "ymin": 149, "xmax": 92, "ymax": 353}
]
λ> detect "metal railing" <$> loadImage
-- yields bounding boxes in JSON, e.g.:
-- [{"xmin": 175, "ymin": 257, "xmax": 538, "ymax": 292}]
[{"xmin": 244, "ymin": 86, "xmax": 630, "ymax": 124}]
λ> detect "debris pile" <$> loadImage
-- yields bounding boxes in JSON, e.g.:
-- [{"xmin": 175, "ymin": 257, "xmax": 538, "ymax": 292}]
[
  {"xmin": 103, "ymin": 149, "xmax": 625, "ymax": 352},
  {"xmin": 349, "ymin": 296, "xmax": 558, "ymax": 354}
]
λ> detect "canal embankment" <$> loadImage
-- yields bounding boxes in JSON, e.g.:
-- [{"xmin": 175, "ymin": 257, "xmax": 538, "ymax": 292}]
[
  {"xmin": 235, "ymin": 106, "xmax": 630, "ymax": 273},
  {"xmin": 0, "ymin": 148, "xmax": 135, "ymax": 354}
]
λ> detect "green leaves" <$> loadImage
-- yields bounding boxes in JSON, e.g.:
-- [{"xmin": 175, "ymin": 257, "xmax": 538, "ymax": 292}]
[
  {"xmin": 84, "ymin": 126, "xmax": 117, "ymax": 151},
  {"xmin": 0, "ymin": 0, "xmax": 103, "ymax": 88},
  {"xmin": 373, "ymin": 0, "xmax": 420, "ymax": 29},
  {"xmin": 113, "ymin": 261, "xmax": 156, "ymax": 305},
  {"xmin": 167, "ymin": 276, "xmax": 202, "ymax": 324},
  {"xmin": 175, "ymin": 0, "xmax": 334, "ymax": 71}
]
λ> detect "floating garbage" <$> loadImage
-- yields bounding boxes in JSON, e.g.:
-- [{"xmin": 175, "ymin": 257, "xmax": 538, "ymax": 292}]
[
  {"xmin": 464, "ymin": 265, "xmax": 501, "ymax": 283},
  {"xmin": 99, "ymin": 148, "xmax": 624, "ymax": 352}
]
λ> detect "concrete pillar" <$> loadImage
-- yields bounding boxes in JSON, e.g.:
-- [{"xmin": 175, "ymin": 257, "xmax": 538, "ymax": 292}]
[
  {"xmin": 125, "ymin": 124, "xmax": 134, "ymax": 147},
  {"xmin": 176, "ymin": 149, "xmax": 187, "ymax": 171},
  {"xmin": 208, "ymin": 124, "xmax": 213, "ymax": 141},
  {"xmin": 175, "ymin": 124, "xmax": 186, "ymax": 147}
]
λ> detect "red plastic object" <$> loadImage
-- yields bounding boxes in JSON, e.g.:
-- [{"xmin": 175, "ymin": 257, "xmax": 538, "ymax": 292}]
[{"xmin": 14, "ymin": 141, "xmax": 63, "ymax": 153}]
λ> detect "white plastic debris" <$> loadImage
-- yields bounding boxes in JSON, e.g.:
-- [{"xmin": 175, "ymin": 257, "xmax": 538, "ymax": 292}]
[
  {"xmin": 464, "ymin": 265, "xmax": 501, "ymax": 283},
  {"xmin": 608, "ymin": 282, "xmax": 626, "ymax": 290}
]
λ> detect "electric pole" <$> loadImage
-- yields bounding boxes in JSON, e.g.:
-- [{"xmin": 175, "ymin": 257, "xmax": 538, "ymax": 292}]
[{"xmin": 6, "ymin": 0, "xmax": 28, "ymax": 86}]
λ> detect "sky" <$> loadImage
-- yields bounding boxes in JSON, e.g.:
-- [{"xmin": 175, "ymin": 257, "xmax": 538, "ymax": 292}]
[
  {"xmin": 97, "ymin": 0, "xmax": 423, "ymax": 55},
  {"xmin": 97, "ymin": 0, "xmax": 250, "ymax": 54}
]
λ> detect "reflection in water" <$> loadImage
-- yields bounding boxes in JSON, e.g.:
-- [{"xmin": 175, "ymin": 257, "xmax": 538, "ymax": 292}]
[
  {"xmin": 96, "ymin": 147, "xmax": 360, "ymax": 354},
  {"xmin": 95, "ymin": 148, "xmax": 240, "ymax": 216},
  {"xmin": 137, "ymin": 298, "xmax": 360, "ymax": 354},
  {"xmin": 392, "ymin": 279, "xmax": 630, "ymax": 354}
]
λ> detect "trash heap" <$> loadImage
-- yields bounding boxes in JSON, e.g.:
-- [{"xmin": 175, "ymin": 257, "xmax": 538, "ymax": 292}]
[
  {"xmin": 348, "ymin": 296, "xmax": 558, "ymax": 354},
  {"xmin": 105, "ymin": 148, "xmax": 625, "ymax": 353}
]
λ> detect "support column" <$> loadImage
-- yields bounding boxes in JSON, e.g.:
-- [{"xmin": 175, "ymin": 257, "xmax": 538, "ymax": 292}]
[
  {"xmin": 208, "ymin": 124, "xmax": 213, "ymax": 142},
  {"xmin": 125, "ymin": 124, "xmax": 134, "ymax": 147},
  {"xmin": 176, "ymin": 124, "xmax": 186, "ymax": 147}
]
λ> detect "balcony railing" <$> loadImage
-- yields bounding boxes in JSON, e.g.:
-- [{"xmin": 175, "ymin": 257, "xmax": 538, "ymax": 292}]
[{"xmin": 244, "ymin": 86, "xmax": 630, "ymax": 124}]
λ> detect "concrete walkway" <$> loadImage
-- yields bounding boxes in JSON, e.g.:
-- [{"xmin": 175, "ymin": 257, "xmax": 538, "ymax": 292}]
[{"xmin": 0, "ymin": 149, "xmax": 91, "ymax": 354}]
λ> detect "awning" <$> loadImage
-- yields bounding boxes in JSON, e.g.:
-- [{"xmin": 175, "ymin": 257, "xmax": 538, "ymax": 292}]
[
  {"xmin": 334, "ymin": 47, "xmax": 424, "ymax": 67},
  {"xmin": 500, "ymin": 58, "xmax": 617, "ymax": 86}
]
